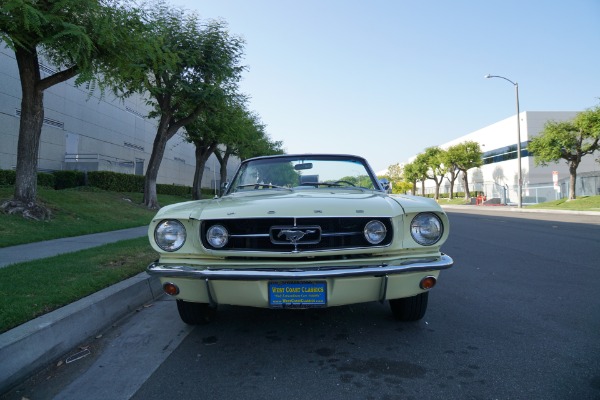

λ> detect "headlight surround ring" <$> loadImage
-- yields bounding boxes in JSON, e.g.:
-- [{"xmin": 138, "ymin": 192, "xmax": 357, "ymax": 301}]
[
  {"xmin": 410, "ymin": 212, "xmax": 443, "ymax": 246},
  {"xmin": 364, "ymin": 220, "xmax": 387, "ymax": 245},
  {"xmin": 154, "ymin": 220, "xmax": 186, "ymax": 252},
  {"xmin": 206, "ymin": 224, "xmax": 229, "ymax": 248}
]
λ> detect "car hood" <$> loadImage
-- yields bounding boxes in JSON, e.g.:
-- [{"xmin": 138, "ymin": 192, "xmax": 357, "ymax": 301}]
[{"xmin": 154, "ymin": 190, "xmax": 442, "ymax": 221}]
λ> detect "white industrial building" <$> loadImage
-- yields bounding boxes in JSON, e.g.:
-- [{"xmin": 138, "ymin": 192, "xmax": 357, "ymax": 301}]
[
  {"xmin": 0, "ymin": 47, "xmax": 239, "ymax": 189},
  {"xmin": 415, "ymin": 111, "xmax": 600, "ymax": 203}
]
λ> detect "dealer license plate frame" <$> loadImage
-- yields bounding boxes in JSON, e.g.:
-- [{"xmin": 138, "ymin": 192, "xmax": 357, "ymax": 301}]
[{"xmin": 268, "ymin": 281, "xmax": 327, "ymax": 308}]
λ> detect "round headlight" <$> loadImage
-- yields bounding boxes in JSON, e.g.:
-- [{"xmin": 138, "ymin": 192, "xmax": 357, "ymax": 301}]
[
  {"xmin": 207, "ymin": 224, "xmax": 229, "ymax": 248},
  {"xmin": 410, "ymin": 213, "xmax": 443, "ymax": 246},
  {"xmin": 154, "ymin": 220, "xmax": 186, "ymax": 252},
  {"xmin": 364, "ymin": 220, "xmax": 387, "ymax": 244}
]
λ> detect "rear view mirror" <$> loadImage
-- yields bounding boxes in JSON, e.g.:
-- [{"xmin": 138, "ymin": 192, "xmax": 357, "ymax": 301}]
[{"xmin": 294, "ymin": 163, "xmax": 313, "ymax": 171}]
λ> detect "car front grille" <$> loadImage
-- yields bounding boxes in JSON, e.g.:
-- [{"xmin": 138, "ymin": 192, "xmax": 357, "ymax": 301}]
[{"xmin": 201, "ymin": 217, "xmax": 393, "ymax": 252}]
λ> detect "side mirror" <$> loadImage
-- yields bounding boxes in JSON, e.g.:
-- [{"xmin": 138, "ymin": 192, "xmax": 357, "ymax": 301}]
[
  {"xmin": 220, "ymin": 182, "xmax": 229, "ymax": 196},
  {"xmin": 379, "ymin": 179, "xmax": 391, "ymax": 193}
]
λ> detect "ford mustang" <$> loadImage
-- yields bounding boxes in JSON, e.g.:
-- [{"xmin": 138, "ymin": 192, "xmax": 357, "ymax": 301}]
[{"xmin": 147, "ymin": 154, "xmax": 453, "ymax": 324}]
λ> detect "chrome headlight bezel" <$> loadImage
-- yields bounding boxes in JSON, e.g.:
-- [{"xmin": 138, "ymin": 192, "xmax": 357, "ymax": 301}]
[
  {"xmin": 154, "ymin": 219, "xmax": 186, "ymax": 252},
  {"xmin": 364, "ymin": 219, "xmax": 387, "ymax": 245},
  {"xmin": 410, "ymin": 212, "xmax": 443, "ymax": 246},
  {"xmin": 206, "ymin": 224, "xmax": 229, "ymax": 248}
]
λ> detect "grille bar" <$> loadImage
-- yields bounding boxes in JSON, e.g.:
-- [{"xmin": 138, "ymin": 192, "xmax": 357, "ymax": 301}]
[{"xmin": 201, "ymin": 217, "xmax": 393, "ymax": 252}]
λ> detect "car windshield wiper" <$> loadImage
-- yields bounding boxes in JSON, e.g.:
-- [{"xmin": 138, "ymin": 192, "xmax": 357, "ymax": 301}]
[
  {"xmin": 299, "ymin": 181, "xmax": 368, "ymax": 190},
  {"xmin": 235, "ymin": 183, "xmax": 293, "ymax": 191},
  {"xmin": 299, "ymin": 182, "xmax": 342, "ymax": 187}
]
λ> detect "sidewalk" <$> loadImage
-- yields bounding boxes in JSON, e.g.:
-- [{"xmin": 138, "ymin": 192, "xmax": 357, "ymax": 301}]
[
  {"xmin": 0, "ymin": 226, "xmax": 149, "ymax": 268},
  {"xmin": 0, "ymin": 226, "xmax": 163, "ymax": 394},
  {"xmin": 440, "ymin": 203, "xmax": 600, "ymax": 216}
]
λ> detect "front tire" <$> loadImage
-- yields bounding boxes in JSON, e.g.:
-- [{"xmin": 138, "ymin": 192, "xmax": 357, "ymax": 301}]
[
  {"xmin": 176, "ymin": 300, "xmax": 216, "ymax": 325},
  {"xmin": 389, "ymin": 292, "xmax": 429, "ymax": 321}
]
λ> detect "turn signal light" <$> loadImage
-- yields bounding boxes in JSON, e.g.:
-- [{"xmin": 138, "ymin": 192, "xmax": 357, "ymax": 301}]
[
  {"xmin": 163, "ymin": 282, "xmax": 180, "ymax": 296},
  {"xmin": 420, "ymin": 276, "xmax": 437, "ymax": 290}
]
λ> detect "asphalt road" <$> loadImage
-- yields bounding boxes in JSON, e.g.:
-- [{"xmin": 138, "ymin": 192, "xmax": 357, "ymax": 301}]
[{"xmin": 5, "ymin": 209, "xmax": 600, "ymax": 400}]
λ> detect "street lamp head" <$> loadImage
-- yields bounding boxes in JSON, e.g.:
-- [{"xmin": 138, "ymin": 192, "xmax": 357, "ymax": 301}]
[{"xmin": 485, "ymin": 74, "xmax": 516, "ymax": 86}]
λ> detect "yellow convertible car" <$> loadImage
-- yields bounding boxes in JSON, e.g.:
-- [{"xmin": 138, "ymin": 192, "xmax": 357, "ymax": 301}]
[{"xmin": 147, "ymin": 154, "xmax": 453, "ymax": 324}]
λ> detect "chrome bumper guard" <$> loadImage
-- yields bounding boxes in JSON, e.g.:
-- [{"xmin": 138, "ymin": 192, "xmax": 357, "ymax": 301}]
[{"xmin": 147, "ymin": 254, "xmax": 454, "ymax": 281}]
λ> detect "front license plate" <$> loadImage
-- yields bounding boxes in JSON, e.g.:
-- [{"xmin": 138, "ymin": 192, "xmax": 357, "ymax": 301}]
[{"xmin": 268, "ymin": 281, "xmax": 327, "ymax": 308}]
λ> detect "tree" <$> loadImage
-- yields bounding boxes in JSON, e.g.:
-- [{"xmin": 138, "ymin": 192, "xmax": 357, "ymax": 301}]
[
  {"xmin": 446, "ymin": 141, "xmax": 483, "ymax": 200},
  {"xmin": 528, "ymin": 106, "xmax": 600, "ymax": 200},
  {"xmin": 202, "ymin": 94, "xmax": 283, "ymax": 195},
  {"xmin": 213, "ymin": 102, "xmax": 276, "ymax": 188},
  {"xmin": 383, "ymin": 163, "xmax": 400, "ymax": 193},
  {"xmin": 441, "ymin": 148, "xmax": 462, "ymax": 199},
  {"xmin": 184, "ymin": 117, "xmax": 220, "ymax": 200},
  {"xmin": 184, "ymin": 94, "xmax": 241, "ymax": 199},
  {"xmin": 412, "ymin": 153, "xmax": 430, "ymax": 196},
  {"xmin": 211, "ymin": 101, "xmax": 252, "ymax": 194},
  {"xmin": 386, "ymin": 163, "xmax": 402, "ymax": 182},
  {"xmin": 114, "ymin": 3, "xmax": 245, "ymax": 208},
  {"xmin": 402, "ymin": 162, "xmax": 419, "ymax": 195},
  {"xmin": 0, "ymin": 0, "xmax": 137, "ymax": 219},
  {"xmin": 217, "ymin": 121, "xmax": 282, "ymax": 184},
  {"xmin": 383, "ymin": 163, "xmax": 412, "ymax": 194},
  {"xmin": 421, "ymin": 147, "xmax": 448, "ymax": 200}
]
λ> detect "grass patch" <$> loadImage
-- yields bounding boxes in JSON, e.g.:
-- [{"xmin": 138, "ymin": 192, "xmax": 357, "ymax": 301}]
[
  {"xmin": 437, "ymin": 197, "xmax": 471, "ymax": 205},
  {"xmin": 0, "ymin": 237, "xmax": 156, "ymax": 333},
  {"xmin": 0, "ymin": 187, "xmax": 190, "ymax": 247},
  {"xmin": 526, "ymin": 195, "xmax": 600, "ymax": 211}
]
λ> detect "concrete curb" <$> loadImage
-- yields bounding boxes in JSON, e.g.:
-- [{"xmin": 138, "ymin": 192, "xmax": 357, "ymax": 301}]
[{"xmin": 0, "ymin": 272, "xmax": 162, "ymax": 394}]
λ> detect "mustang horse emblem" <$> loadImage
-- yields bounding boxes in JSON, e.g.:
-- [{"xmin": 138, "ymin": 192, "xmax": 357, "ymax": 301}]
[{"xmin": 278, "ymin": 229, "xmax": 316, "ymax": 244}]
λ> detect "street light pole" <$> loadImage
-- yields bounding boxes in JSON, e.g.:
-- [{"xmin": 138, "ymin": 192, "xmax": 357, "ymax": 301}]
[{"xmin": 485, "ymin": 74, "xmax": 522, "ymax": 208}]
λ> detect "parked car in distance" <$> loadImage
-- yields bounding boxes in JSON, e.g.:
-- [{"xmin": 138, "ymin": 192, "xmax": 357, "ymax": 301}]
[{"xmin": 147, "ymin": 154, "xmax": 453, "ymax": 324}]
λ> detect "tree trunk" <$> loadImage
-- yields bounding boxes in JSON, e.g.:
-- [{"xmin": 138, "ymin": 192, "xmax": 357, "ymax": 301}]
[
  {"xmin": 462, "ymin": 171, "xmax": 470, "ymax": 200},
  {"xmin": 143, "ymin": 114, "xmax": 173, "ymax": 209},
  {"xmin": 192, "ymin": 142, "xmax": 218, "ymax": 200},
  {"xmin": 13, "ymin": 47, "xmax": 44, "ymax": 205},
  {"xmin": 568, "ymin": 162, "xmax": 578, "ymax": 200},
  {"xmin": 4, "ymin": 47, "xmax": 80, "ymax": 220},
  {"xmin": 219, "ymin": 151, "xmax": 231, "ymax": 196},
  {"xmin": 213, "ymin": 147, "xmax": 232, "ymax": 196},
  {"xmin": 0, "ymin": 47, "xmax": 56, "ymax": 220},
  {"xmin": 448, "ymin": 170, "xmax": 458, "ymax": 199}
]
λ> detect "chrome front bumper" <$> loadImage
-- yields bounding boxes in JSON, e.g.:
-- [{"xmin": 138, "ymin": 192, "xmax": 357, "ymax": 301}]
[{"xmin": 147, "ymin": 254, "xmax": 454, "ymax": 281}]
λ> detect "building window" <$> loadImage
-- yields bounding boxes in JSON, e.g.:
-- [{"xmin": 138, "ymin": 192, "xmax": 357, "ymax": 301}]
[{"xmin": 482, "ymin": 142, "xmax": 529, "ymax": 165}]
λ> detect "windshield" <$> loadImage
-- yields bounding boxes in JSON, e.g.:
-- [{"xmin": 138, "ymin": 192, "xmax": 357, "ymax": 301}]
[{"xmin": 226, "ymin": 155, "xmax": 381, "ymax": 194}]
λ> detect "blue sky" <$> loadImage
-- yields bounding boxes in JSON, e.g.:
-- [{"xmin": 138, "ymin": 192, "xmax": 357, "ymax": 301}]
[{"xmin": 176, "ymin": 0, "xmax": 600, "ymax": 172}]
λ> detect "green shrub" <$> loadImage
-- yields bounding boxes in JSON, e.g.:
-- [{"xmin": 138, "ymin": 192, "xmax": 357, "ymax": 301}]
[
  {"xmin": 0, "ymin": 170, "xmax": 16, "ymax": 186},
  {"xmin": 0, "ymin": 169, "xmax": 67, "ymax": 189},
  {"xmin": 37, "ymin": 172, "xmax": 55, "ymax": 188},
  {"xmin": 2, "ymin": 169, "xmax": 202, "ymax": 197},
  {"xmin": 0, "ymin": 170, "xmax": 55, "ymax": 188},
  {"xmin": 53, "ymin": 170, "xmax": 86, "ymax": 190},
  {"xmin": 88, "ymin": 171, "xmax": 144, "ymax": 192},
  {"xmin": 156, "ymin": 183, "xmax": 192, "ymax": 197}
]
